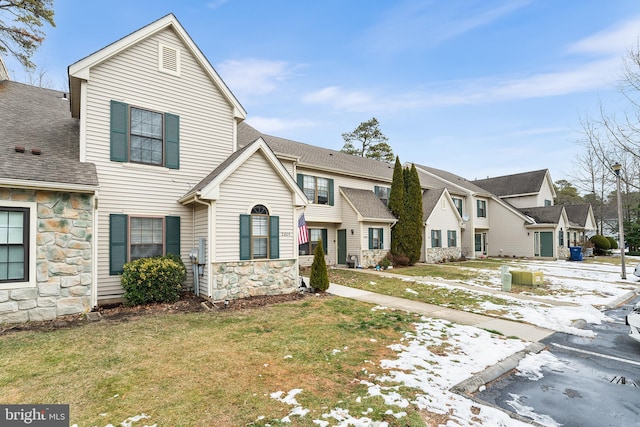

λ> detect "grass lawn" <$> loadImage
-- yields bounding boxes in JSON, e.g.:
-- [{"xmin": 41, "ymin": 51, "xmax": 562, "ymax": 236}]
[
  {"xmin": 0, "ymin": 297, "xmax": 428, "ymax": 427},
  {"xmin": 327, "ymin": 269, "xmax": 517, "ymax": 316}
]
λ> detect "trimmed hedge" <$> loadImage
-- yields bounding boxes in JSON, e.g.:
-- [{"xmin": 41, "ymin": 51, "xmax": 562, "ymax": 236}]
[
  {"xmin": 589, "ymin": 234, "xmax": 611, "ymax": 255},
  {"xmin": 121, "ymin": 255, "xmax": 187, "ymax": 306},
  {"xmin": 606, "ymin": 236, "xmax": 618, "ymax": 250}
]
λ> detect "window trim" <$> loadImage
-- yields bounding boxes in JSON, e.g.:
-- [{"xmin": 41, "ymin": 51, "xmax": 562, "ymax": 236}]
[
  {"xmin": 477, "ymin": 199, "xmax": 487, "ymax": 218},
  {"xmin": 431, "ymin": 229, "xmax": 442, "ymax": 248},
  {"xmin": 297, "ymin": 174, "xmax": 334, "ymax": 205},
  {"xmin": 0, "ymin": 200, "xmax": 36, "ymax": 289},
  {"xmin": 447, "ymin": 230, "xmax": 457, "ymax": 247},
  {"xmin": 368, "ymin": 227, "xmax": 384, "ymax": 250},
  {"xmin": 129, "ymin": 216, "xmax": 165, "ymax": 261}
]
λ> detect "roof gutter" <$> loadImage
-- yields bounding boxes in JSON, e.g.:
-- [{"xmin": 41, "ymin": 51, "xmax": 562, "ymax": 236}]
[{"xmin": 0, "ymin": 179, "xmax": 98, "ymax": 193}]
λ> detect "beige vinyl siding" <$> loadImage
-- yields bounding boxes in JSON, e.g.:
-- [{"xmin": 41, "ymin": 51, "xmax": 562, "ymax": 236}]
[
  {"xmin": 214, "ymin": 151, "xmax": 295, "ymax": 261},
  {"xmin": 297, "ymin": 167, "xmax": 390, "ymax": 223},
  {"xmin": 424, "ymin": 193, "xmax": 460, "ymax": 260},
  {"xmin": 340, "ymin": 201, "xmax": 361, "ymax": 264},
  {"xmin": 84, "ymin": 28, "xmax": 236, "ymax": 301},
  {"xmin": 193, "ymin": 203, "xmax": 210, "ymax": 297},
  {"xmin": 503, "ymin": 194, "xmax": 539, "ymax": 209},
  {"xmin": 487, "ymin": 203, "xmax": 533, "ymax": 257}
]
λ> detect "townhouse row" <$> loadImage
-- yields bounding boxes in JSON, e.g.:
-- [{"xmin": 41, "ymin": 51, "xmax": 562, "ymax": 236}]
[{"xmin": 0, "ymin": 14, "xmax": 596, "ymax": 324}]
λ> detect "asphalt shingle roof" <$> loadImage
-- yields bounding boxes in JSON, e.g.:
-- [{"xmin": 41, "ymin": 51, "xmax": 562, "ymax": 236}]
[
  {"xmin": 564, "ymin": 204, "xmax": 591, "ymax": 227},
  {"xmin": 519, "ymin": 205, "xmax": 564, "ymax": 224},
  {"xmin": 340, "ymin": 187, "xmax": 396, "ymax": 221},
  {"xmin": 238, "ymin": 122, "xmax": 394, "ymax": 181},
  {"xmin": 413, "ymin": 164, "xmax": 492, "ymax": 196},
  {"xmin": 471, "ymin": 169, "xmax": 548, "ymax": 197},
  {"xmin": 422, "ymin": 188, "xmax": 446, "ymax": 220},
  {"xmin": 0, "ymin": 81, "xmax": 98, "ymax": 187}
]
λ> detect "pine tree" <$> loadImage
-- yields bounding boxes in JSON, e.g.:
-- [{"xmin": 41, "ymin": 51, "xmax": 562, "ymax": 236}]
[
  {"xmin": 405, "ymin": 164, "xmax": 424, "ymax": 264},
  {"xmin": 310, "ymin": 238, "xmax": 329, "ymax": 292},
  {"xmin": 389, "ymin": 157, "xmax": 405, "ymax": 258}
]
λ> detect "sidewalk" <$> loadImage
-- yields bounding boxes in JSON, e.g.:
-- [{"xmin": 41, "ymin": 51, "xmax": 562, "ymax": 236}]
[{"xmin": 327, "ymin": 282, "xmax": 554, "ymax": 342}]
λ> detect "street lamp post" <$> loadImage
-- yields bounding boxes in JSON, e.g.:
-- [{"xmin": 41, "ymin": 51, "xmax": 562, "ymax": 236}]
[{"xmin": 612, "ymin": 162, "xmax": 626, "ymax": 280}]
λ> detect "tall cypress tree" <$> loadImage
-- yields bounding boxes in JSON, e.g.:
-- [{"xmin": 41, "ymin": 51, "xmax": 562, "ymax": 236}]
[
  {"xmin": 389, "ymin": 157, "xmax": 405, "ymax": 257},
  {"xmin": 405, "ymin": 164, "xmax": 424, "ymax": 264}
]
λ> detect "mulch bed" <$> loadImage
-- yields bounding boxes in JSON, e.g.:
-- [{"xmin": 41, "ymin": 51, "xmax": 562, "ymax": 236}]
[{"xmin": 1, "ymin": 291, "xmax": 321, "ymax": 336}]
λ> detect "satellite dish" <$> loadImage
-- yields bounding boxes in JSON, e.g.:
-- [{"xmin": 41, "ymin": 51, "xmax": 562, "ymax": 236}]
[{"xmin": 462, "ymin": 214, "xmax": 469, "ymax": 222}]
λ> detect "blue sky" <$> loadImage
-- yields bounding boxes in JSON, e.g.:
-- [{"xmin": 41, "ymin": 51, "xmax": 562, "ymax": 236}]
[{"xmin": 5, "ymin": 0, "xmax": 640, "ymax": 184}]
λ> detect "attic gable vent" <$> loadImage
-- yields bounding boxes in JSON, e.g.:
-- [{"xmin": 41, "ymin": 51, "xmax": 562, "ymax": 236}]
[{"xmin": 158, "ymin": 43, "xmax": 180, "ymax": 76}]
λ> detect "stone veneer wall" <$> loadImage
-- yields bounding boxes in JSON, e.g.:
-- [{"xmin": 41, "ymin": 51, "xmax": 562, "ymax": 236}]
[
  {"xmin": 361, "ymin": 249, "xmax": 388, "ymax": 268},
  {"xmin": 0, "ymin": 189, "xmax": 93, "ymax": 324},
  {"xmin": 210, "ymin": 259, "xmax": 297, "ymax": 301},
  {"xmin": 425, "ymin": 247, "xmax": 462, "ymax": 263}
]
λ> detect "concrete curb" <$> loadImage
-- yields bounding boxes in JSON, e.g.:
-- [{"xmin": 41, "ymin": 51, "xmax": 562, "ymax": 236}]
[
  {"xmin": 605, "ymin": 286, "xmax": 640, "ymax": 310},
  {"xmin": 450, "ymin": 341, "xmax": 547, "ymax": 426}
]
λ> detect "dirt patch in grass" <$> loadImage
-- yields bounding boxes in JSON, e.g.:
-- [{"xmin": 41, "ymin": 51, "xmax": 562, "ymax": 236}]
[{"xmin": 0, "ymin": 291, "xmax": 315, "ymax": 335}]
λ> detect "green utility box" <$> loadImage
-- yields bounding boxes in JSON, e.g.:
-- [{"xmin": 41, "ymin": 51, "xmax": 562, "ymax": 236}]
[{"xmin": 511, "ymin": 270, "xmax": 544, "ymax": 287}]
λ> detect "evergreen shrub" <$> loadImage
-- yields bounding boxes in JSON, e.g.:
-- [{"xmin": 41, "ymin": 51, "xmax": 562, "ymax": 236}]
[
  {"xmin": 310, "ymin": 238, "xmax": 329, "ymax": 292},
  {"xmin": 589, "ymin": 235, "xmax": 611, "ymax": 255},
  {"xmin": 121, "ymin": 255, "xmax": 187, "ymax": 306}
]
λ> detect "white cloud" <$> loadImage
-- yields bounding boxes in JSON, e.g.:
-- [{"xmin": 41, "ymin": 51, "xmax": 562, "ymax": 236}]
[
  {"xmin": 216, "ymin": 58, "xmax": 301, "ymax": 100},
  {"xmin": 568, "ymin": 16, "xmax": 640, "ymax": 56},
  {"xmin": 207, "ymin": 0, "xmax": 228, "ymax": 9},
  {"xmin": 302, "ymin": 86, "xmax": 376, "ymax": 112}
]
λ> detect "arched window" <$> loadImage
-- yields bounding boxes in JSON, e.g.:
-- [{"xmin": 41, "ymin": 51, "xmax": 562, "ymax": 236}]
[
  {"xmin": 251, "ymin": 205, "xmax": 269, "ymax": 259},
  {"xmin": 239, "ymin": 206, "xmax": 280, "ymax": 260}
]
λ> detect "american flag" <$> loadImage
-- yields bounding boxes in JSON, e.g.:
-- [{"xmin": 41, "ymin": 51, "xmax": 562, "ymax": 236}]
[{"xmin": 298, "ymin": 214, "xmax": 309, "ymax": 245}]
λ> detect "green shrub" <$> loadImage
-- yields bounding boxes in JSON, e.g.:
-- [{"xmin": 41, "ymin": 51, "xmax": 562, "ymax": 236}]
[
  {"xmin": 606, "ymin": 236, "xmax": 618, "ymax": 250},
  {"xmin": 379, "ymin": 255, "xmax": 392, "ymax": 269},
  {"xmin": 310, "ymin": 238, "xmax": 329, "ymax": 292},
  {"xmin": 589, "ymin": 234, "xmax": 611, "ymax": 255},
  {"xmin": 121, "ymin": 255, "xmax": 187, "ymax": 306}
]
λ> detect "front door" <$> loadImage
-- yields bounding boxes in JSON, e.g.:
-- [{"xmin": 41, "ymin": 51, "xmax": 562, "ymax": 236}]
[
  {"xmin": 337, "ymin": 229, "xmax": 347, "ymax": 264},
  {"xmin": 474, "ymin": 232, "xmax": 487, "ymax": 256},
  {"xmin": 540, "ymin": 232, "xmax": 554, "ymax": 257}
]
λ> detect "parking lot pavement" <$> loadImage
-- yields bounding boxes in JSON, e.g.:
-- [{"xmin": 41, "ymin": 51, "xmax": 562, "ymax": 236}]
[{"xmin": 475, "ymin": 295, "xmax": 640, "ymax": 427}]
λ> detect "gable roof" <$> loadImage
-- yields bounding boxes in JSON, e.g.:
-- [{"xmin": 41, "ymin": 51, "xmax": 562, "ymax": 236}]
[
  {"xmin": 0, "ymin": 81, "xmax": 98, "ymax": 190},
  {"xmin": 180, "ymin": 138, "xmax": 307, "ymax": 206},
  {"xmin": 471, "ymin": 169, "xmax": 552, "ymax": 198},
  {"xmin": 564, "ymin": 204, "xmax": 595, "ymax": 229},
  {"xmin": 238, "ymin": 122, "xmax": 395, "ymax": 181},
  {"xmin": 422, "ymin": 188, "xmax": 446, "ymax": 220},
  {"xmin": 413, "ymin": 163, "xmax": 492, "ymax": 196},
  {"xmin": 339, "ymin": 187, "xmax": 396, "ymax": 222},
  {"xmin": 68, "ymin": 13, "xmax": 245, "ymax": 120},
  {"xmin": 520, "ymin": 205, "xmax": 565, "ymax": 224}
]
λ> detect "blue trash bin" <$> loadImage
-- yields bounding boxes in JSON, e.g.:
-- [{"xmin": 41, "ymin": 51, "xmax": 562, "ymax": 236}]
[{"xmin": 569, "ymin": 246, "xmax": 583, "ymax": 261}]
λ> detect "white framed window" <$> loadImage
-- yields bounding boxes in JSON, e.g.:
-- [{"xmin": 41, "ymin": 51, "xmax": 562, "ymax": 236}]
[{"xmin": 0, "ymin": 200, "xmax": 36, "ymax": 289}]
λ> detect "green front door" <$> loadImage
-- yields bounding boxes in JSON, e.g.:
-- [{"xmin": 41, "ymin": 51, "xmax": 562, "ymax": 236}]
[
  {"xmin": 337, "ymin": 229, "xmax": 347, "ymax": 264},
  {"xmin": 540, "ymin": 231, "xmax": 554, "ymax": 257}
]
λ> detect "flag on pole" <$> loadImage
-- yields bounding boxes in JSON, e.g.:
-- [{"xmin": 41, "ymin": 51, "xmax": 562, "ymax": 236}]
[{"xmin": 298, "ymin": 214, "xmax": 309, "ymax": 245}]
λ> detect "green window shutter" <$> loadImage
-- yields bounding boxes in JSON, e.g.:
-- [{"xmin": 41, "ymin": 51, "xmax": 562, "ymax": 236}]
[
  {"xmin": 110, "ymin": 101, "xmax": 129, "ymax": 162},
  {"xmin": 431, "ymin": 229, "xmax": 436, "ymax": 248},
  {"xmin": 296, "ymin": 174, "xmax": 304, "ymax": 190},
  {"xmin": 379, "ymin": 228, "xmax": 384, "ymax": 248},
  {"xmin": 109, "ymin": 214, "xmax": 128, "ymax": 275},
  {"xmin": 239, "ymin": 214, "xmax": 251, "ymax": 260},
  {"xmin": 374, "ymin": 186, "xmax": 380, "ymax": 197},
  {"xmin": 165, "ymin": 216, "xmax": 181, "ymax": 256},
  {"xmin": 269, "ymin": 216, "xmax": 279, "ymax": 259},
  {"xmin": 328, "ymin": 179, "xmax": 334, "ymax": 206},
  {"xmin": 368, "ymin": 228, "xmax": 373, "ymax": 249},
  {"xmin": 321, "ymin": 229, "xmax": 328, "ymax": 254},
  {"xmin": 165, "ymin": 113, "xmax": 180, "ymax": 169}
]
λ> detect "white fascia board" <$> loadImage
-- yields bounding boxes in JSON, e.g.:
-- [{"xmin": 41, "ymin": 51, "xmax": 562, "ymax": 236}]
[
  {"xmin": 200, "ymin": 139, "xmax": 308, "ymax": 206},
  {"xmin": 0, "ymin": 179, "xmax": 98, "ymax": 193},
  {"xmin": 68, "ymin": 14, "xmax": 246, "ymax": 120}
]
